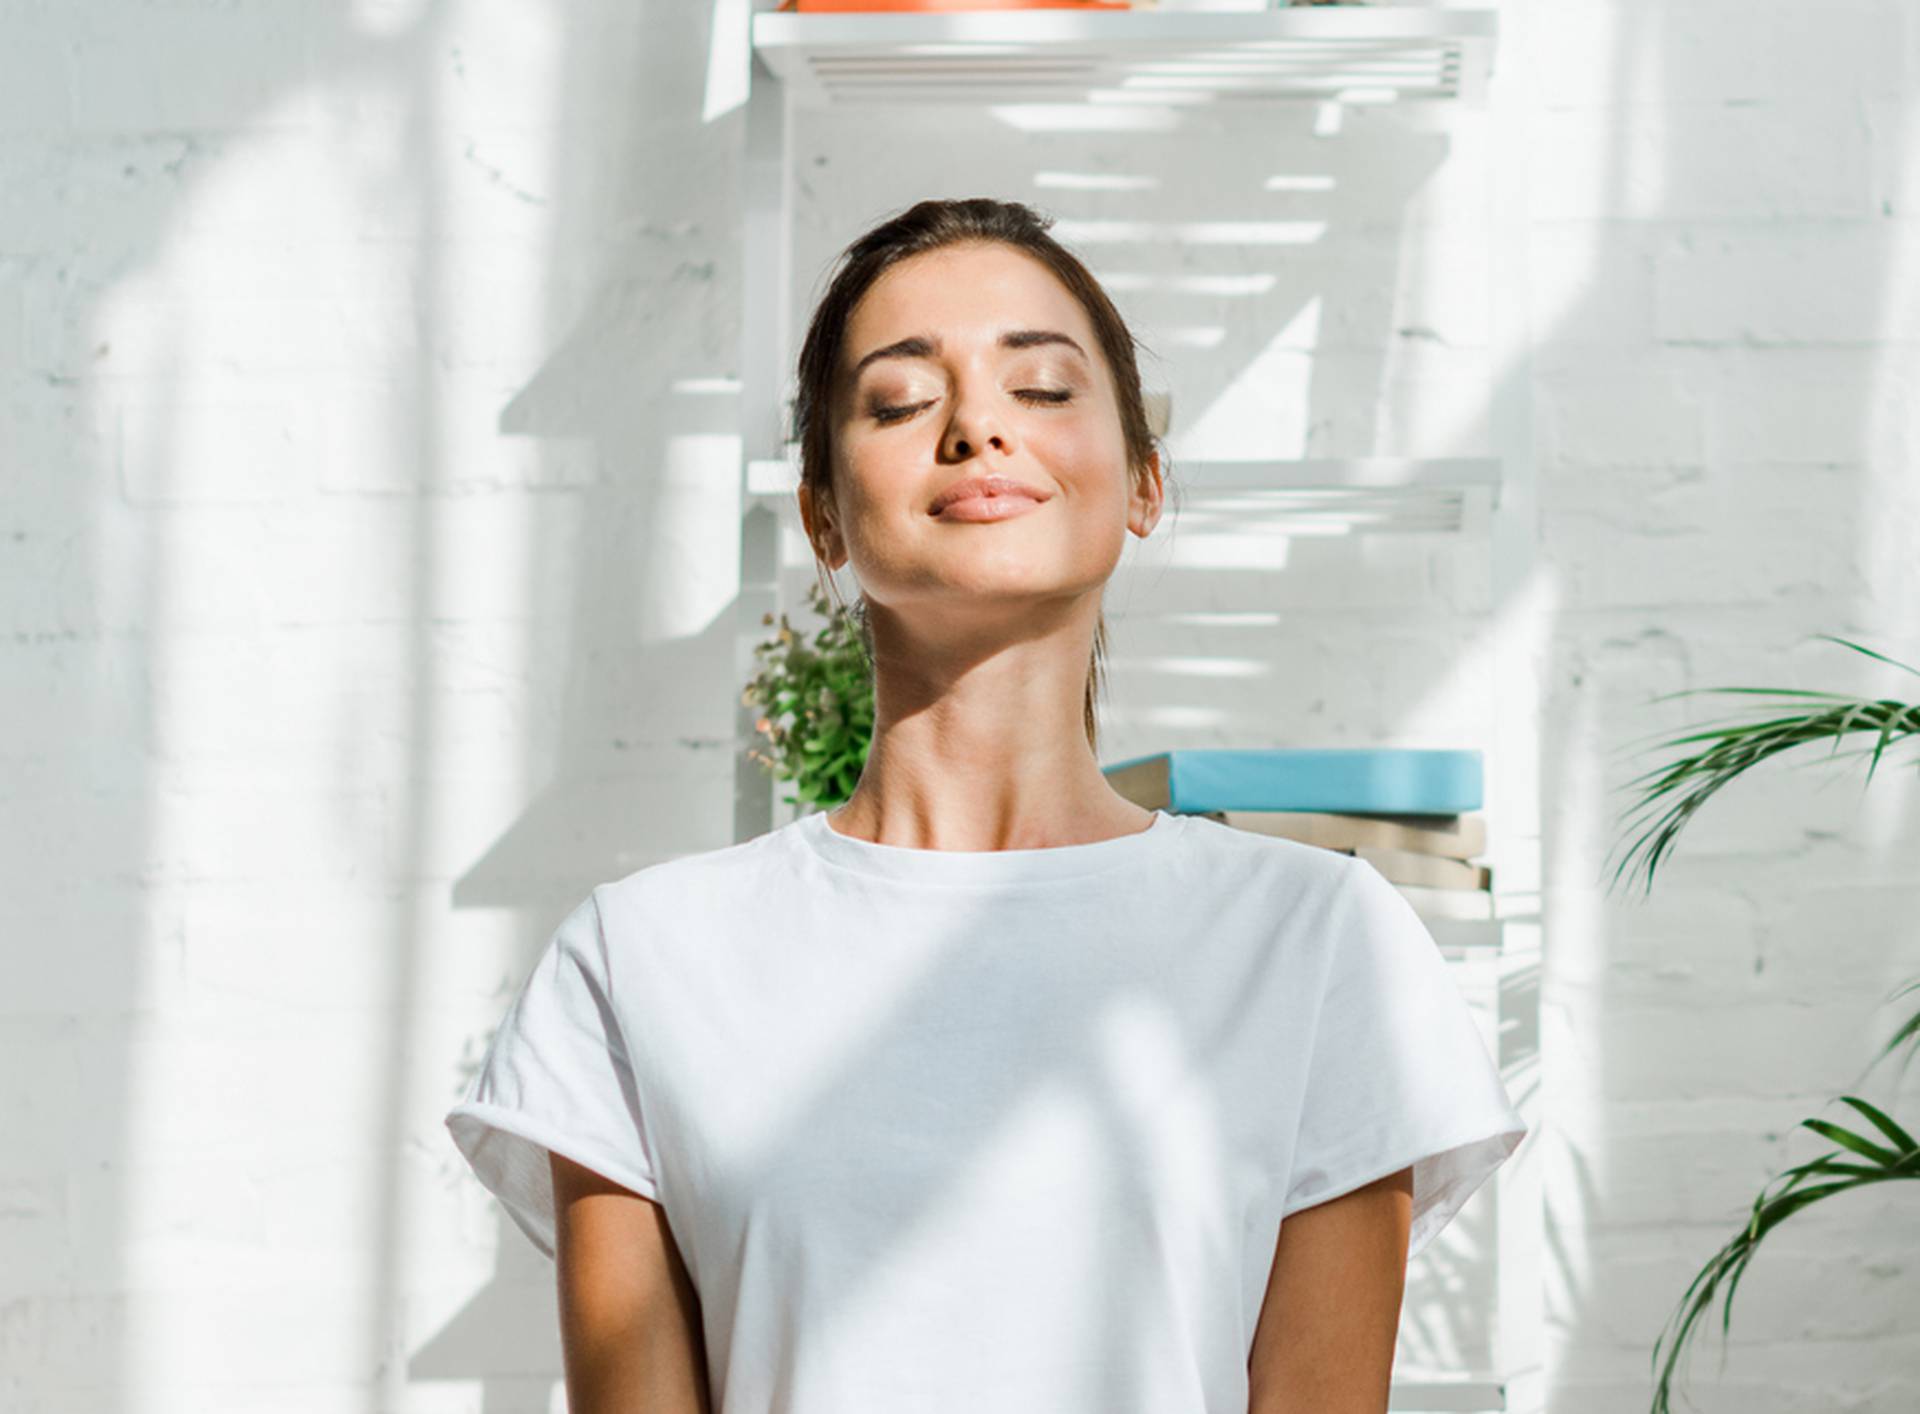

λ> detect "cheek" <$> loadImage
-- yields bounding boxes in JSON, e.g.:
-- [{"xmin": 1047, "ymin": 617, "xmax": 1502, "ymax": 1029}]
[
  {"xmin": 1035, "ymin": 415, "xmax": 1132, "ymax": 506},
  {"xmin": 829, "ymin": 446, "xmax": 925, "ymax": 566}
]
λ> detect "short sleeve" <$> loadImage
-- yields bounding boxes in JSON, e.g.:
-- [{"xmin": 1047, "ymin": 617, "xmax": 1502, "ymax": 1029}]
[
  {"xmin": 445, "ymin": 888, "xmax": 661, "ymax": 1260},
  {"xmin": 1281, "ymin": 857, "xmax": 1527, "ymax": 1262}
]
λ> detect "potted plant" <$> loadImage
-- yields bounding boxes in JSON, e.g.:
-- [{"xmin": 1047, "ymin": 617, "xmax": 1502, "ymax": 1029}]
[
  {"xmin": 741, "ymin": 579, "xmax": 876, "ymax": 812},
  {"xmin": 1606, "ymin": 634, "xmax": 1920, "ymax": 1413}
]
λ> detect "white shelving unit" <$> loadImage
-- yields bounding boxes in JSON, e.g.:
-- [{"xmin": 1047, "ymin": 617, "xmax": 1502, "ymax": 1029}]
[
  {"xmin": 748, "ymin": 453, "xmax": 1503, "ymax": 533},
  {"xmin": 731, "ymin": 6, "xmax": 1539, "ymax": 1411},
  {"xmin": 752, "ymin": 5, "xmax": 1497, "ymax": 105}
]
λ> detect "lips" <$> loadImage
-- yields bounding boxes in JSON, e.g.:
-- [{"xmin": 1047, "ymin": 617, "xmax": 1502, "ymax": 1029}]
[{"xmin": 928, "ymin": 474, "xmax": 1053, "ymax": 517}]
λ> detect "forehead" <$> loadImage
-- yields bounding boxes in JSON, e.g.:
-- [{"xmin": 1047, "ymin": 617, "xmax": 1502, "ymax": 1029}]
[{"xmin": 843, "ymin": 242, "xmax": 1097, "ymax": 362}]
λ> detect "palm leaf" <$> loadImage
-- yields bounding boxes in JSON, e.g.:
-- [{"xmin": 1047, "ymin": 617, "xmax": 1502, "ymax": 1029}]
[
  {"xmin": 1605, "ymin": 673, "xmax": 1920, "ymax": 899},
  {"xmin": 1616, "ymin": 636, "xmax": 1920, "ymax": 1414},
  {"xmin": 1650, "ymin": 1103, "xmax": 1920, "ymax": 1414}
]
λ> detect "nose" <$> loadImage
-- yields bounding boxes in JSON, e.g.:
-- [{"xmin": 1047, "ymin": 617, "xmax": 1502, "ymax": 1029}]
[
  {"xmin": 943, "ymin": 428, "xmax": 1005, "ymax": 460},
  {"xmin": 940, "ymin": 377, "xmax": 1013, "ymax": 462}
]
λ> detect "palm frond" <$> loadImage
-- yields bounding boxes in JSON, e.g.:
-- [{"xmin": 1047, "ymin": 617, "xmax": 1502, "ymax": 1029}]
[
  {"xmin": 1872, "ymin": 975, "xmax": 1920, "ymax": 1083},
  {"xmin": 1622, "ymin": 636, "xmax": 1920, "ymax": 1414},
  {"xmin": 1649, "ymin": 1103, "xmax": 1920, "ymax": 1414},
  {"xmin": 1811, "ymin": 632, "xmax": 1920, "ymax": 680},
  {"xmin": 1605, "ymin": 691, "xmax": 1920, "ymax": 899}
]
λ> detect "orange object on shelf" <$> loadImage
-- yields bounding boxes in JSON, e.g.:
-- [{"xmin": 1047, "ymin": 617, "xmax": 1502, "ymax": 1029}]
[{"xmin": 787, "ymin": 1, "xmax": 1134, "ymax": 12}]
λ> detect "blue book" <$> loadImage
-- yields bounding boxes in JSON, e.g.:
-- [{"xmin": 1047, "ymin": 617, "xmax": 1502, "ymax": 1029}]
[{"xmin": 1102, "ymin": 748, "xmax": 1483, "ymax": 816}]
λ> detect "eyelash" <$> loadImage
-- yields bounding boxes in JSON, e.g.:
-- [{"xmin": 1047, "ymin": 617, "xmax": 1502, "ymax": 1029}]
[{"xmin": 871, "ymin": 388, "xmax": 1073, "ymax": 424}]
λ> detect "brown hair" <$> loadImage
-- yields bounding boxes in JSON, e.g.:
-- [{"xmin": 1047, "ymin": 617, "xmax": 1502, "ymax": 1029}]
[{"xmin": 789, "ymin": 196, "xmax": 1175, "ymax": 755}]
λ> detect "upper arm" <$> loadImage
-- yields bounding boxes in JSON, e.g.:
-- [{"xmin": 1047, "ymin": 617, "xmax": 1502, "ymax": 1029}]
[
  {"xmin": 551, "ymin": 1151, "xmax": 713, "ymax": 1414},
  {"xmin": 1247, "ymin": 1166, "xmax": 1414, "ymax": 1414}
]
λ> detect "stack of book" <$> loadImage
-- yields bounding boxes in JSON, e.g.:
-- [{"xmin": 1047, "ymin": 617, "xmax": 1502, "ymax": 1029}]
[{"xmin": 1102, "ymin": 748, "xmax": 1492, "ymax": 920}]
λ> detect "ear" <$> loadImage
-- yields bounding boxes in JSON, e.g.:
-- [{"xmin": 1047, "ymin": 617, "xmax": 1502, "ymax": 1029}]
[
  {"xmin": 797, "ymin": 480, "xmax": 849, "ymax": 571},
  {"xmin": 1128, "ymin": 448, "xmax": 1165, "ymax": 539}
]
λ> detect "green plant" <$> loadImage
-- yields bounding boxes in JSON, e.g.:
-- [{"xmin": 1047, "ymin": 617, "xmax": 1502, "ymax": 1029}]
[
  {"xmin": 741, "ymin": 579, "xmax": 875, "ymax": 810},
  {"xmin": 1604, "ymin": 634, "xmax": 1920, "ymax": 1413}
]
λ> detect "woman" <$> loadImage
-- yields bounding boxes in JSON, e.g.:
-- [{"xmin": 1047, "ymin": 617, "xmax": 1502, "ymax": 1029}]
[{"xmin": 446, "ymin": 197, "xmax": 1526, "ymax": 1414}]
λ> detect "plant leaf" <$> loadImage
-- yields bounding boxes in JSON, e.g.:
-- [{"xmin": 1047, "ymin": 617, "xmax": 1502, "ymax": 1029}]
[
  {"xmin": 1832, "ymin": 1096, "xmax": 1918, "ymax": 1155},
  {"xmin": 1799, "ymin": 1117, "xmax": 1900, "ymax": 1167}
]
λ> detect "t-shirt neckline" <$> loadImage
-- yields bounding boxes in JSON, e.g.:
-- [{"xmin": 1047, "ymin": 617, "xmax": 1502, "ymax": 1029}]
[{"xmin": 796, "ymin": 806, "xmax": 1183, "ymax": 884}]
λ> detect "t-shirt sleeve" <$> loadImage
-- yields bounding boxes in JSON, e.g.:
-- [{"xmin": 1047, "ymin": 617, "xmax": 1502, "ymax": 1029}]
[
  {"xmin": 1281, "ymin": 856, "xmax": 1527, "ymax": 1263},
  {"xmin": 444, "ymin": 887, "xmax": 661, "ymax": 1260}
]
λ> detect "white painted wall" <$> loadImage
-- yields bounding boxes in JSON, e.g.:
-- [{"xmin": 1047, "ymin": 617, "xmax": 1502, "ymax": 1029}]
[{"xmin": 3, "ymin": 1, "xmax": 1917, "ymax": 1411}]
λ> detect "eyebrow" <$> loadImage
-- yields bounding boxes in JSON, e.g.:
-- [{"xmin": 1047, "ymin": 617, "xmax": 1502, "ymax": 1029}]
[{"xmin": 849, "ymin": 328, "xmax": 1090, "ymax": 380}]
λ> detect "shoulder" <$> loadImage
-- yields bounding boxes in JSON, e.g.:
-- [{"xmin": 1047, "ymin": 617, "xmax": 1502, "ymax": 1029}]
[
  {"xmin": 587, "ymin": 820, "xmax": 804, "ymax": 945},
  {"xmin": 1175, "ymin": 811, "xmax": 1362, "ymax": 899},
  {"xmin": 1176, "ymin": 814, "xmax": 1404, "ymax": 964}
]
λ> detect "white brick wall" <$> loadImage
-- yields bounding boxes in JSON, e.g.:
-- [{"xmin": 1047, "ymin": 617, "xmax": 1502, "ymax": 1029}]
[{"xmin": 3, "ymin": 0, "xmax": 1918, "ymax": 1411}]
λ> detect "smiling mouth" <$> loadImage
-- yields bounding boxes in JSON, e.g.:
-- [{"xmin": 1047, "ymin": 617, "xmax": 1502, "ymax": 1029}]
[{"xmin": 931, "ymin": 492, "xmax": 1048, "ymax": 523}]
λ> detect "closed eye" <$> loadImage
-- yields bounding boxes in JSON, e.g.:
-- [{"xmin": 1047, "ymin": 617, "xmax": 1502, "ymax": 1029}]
[{"xmin": 870, "ymin": 388, "xmax": 1074, "ymax": 425}]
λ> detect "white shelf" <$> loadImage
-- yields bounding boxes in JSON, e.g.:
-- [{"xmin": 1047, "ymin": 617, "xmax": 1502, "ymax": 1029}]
[
  {"xmin": 1422, "ymin": 916, "xmax": 1527, "ymax": 956},
  {"xmin": 1391, "ymin": 1373, "xmax": 1521, "ymax": 1412},
  {"xmin": 753, "ymin": 6, "xmax": 1499, "ymax": 108},
  {"xmin": 747, "ymin": 454, "xmax": 1500, "ymax": 533}
]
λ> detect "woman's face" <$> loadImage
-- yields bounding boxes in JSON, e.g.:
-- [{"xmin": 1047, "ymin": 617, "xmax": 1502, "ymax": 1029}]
[{"xmin": 803, "ymin": 241, "xmax": 1162, "ymax": 623}]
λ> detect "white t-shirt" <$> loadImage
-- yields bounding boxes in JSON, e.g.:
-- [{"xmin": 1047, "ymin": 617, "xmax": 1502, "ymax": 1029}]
[{"xmin": 446, "ymin": 807, "xmax": 1526, "ymax": 1413}]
